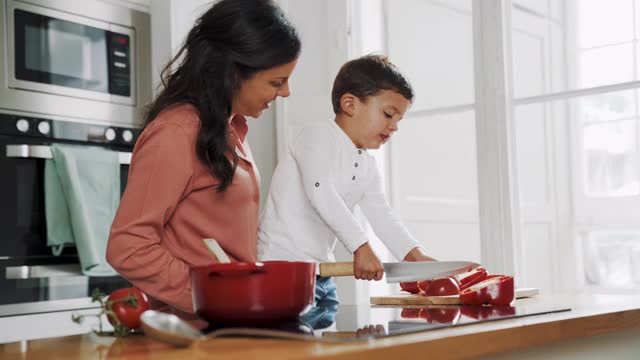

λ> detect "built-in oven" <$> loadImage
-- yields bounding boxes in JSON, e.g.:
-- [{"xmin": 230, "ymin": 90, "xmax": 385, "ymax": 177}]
[
  {"xmin": 0, "ymin": 0, "xmax": 150, "ymax": 317},
  {"xmin": 0, "ymin": 110, "xmax": 138, "ymax": 315},
  {"xmin": 0, "ymin": 0, "xmax": 151, "ymax": 128}
]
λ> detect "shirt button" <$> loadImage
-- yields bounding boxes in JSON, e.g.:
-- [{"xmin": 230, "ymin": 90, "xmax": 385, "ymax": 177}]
[
  {"xmin": 358, "ymin": 150, "xmax": 362, "ymax": 154},
  {"xmin": 354, "ymin": 163, "xmax": 358, "ymax": 167},
  {"xmin": 315, "ymin": 182, "xmax": 320, "ymax": 187},
  {"xmin": 352, "ymin": 176, "xmax": 356, "ymax": 180}
]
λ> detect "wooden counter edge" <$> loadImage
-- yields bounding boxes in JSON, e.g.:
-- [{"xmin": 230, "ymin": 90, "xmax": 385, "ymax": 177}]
[{"xmin": 313, "ymin": 308, "xmax": 640, "ymax": 360}]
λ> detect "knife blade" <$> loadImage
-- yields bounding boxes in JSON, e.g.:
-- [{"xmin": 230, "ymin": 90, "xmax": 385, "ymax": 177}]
[{"xmin": 318, "ymin": 261, "xmax": 479, "ymax": 283}]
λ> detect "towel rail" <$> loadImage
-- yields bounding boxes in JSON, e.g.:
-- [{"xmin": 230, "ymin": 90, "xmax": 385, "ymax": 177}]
[{"xmin": 5, "ymin": 144, "xmax": 132, "ymax": 165}]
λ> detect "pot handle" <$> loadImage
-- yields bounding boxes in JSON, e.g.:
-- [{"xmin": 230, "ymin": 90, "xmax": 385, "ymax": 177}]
[{"xmin": 208, "ymin": 263, "xmax": 265, "ymax": 277}]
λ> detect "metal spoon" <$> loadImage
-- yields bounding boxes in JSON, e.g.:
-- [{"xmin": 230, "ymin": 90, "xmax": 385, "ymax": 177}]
[
  {"xmin": 141, "ymin": 310, "xmax": 202, "ymax": 347},
  {"xmin": 140, "ymin": 310, "xmax": 340, "ymax": 347}
]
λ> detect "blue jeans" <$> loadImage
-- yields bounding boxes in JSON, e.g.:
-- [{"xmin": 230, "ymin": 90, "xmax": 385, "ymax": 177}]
[{"xmin": 300, "ymin": 276, "xmax": 339, "ymax": 329}]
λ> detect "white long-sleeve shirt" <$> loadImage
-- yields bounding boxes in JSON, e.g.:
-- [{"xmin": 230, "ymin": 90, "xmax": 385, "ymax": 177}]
[{"xmin": 258, "ymin": 119, "xmax": 421, "ymax": 263}]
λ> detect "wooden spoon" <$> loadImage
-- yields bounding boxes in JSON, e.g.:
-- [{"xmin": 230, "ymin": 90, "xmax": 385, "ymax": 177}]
[{"xmin": 202, "ymin": 238, "xmax": 231, "ymax": 263}]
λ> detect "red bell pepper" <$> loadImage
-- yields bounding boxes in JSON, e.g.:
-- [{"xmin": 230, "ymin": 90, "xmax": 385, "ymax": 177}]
[
  {"xmin": 417, "ymin": 280, "xmax": 431, "ymax": 294},
  {"xmin": 459, "ymin": 275, "xmax": 514, "ymax": 305},
  {"xmin": 460, "ymin": 305, "xmax": 493, "ymax": 320},
  {"xmin": 458, "ymin": 267, "xmax": 488, "ymax": 291},
  {"xmin": 424, "ymin": 277, "xmax": 460, "ymax": 296},
  {"xmin": 460, "ymin": 305, "xmax": 516, "ymax": 320},
  {"xmin": 421, "ymin": 307, "xmax": 461, "ymax": 324},
  {"xmin": 400, "ymin": 281, "xmax": 420, "ymax": 294},
  {"xmin": 400, "ymin": 308, "xmax": 421, "ymax": 319}
]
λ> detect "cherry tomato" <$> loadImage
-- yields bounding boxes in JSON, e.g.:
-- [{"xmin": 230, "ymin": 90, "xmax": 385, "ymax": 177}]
[
  {"xmin": 424, "ymin": 277, "xmax": 460, "ymax": 296},
  {"xmin": 106, "ymin": 287, "xmax": 150, "ymax": 330}
]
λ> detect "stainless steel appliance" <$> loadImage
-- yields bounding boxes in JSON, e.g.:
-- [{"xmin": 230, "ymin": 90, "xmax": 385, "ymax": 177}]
[
  {"xmin": 0, "ymin": 0, "xmax": 151, "ymax": 316},
  {"xmin": 0, "ymin": 109, "xmax": 137, "ymax": 315},
  {"xmin": 0, "ymin": 0, "xmax": 151, "ymax": 128}
]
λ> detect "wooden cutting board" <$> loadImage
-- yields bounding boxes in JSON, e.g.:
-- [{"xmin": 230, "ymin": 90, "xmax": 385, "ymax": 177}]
[{"xmin": 370, "ymin": 288, "xmax": 538, "ymax": 305}]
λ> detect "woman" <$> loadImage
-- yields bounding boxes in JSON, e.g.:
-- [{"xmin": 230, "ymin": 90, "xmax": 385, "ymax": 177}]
[{"xmin": 106, "ymin": 0, "xmax": 300, "ymax": 315}]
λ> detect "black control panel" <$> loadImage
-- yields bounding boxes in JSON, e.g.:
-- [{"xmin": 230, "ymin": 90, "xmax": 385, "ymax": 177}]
[{"xmin": 107, "ymin": 32, "xmax": 131, "ymax": 97}]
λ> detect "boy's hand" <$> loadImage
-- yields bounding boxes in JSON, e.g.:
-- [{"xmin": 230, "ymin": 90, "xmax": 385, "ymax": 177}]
[
  {"xmin": 403, "ymin": 246, "xmax": 437, "ymax": 262},
  {"xmin": 353, "ymin": 242, "xmax": 384, "ymax": 281}
]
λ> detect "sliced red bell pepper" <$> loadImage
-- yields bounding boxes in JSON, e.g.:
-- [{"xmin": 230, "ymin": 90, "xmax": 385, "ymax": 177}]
[
  {"xmin": 459, "ymin": 275, "xmax": 514, "ymax": 306},
  {"xmin": 460, "ymin": 305, "xmax": 516, "ymax": 320},
  {"xmin": 484, "ymin": 274, "xmax": 502, "ymax": 280},
  {"xmin": 460, "ymin": 305, "xmax": 494, "ymax": 320},
  {"xmin": 400, "ymin": 281, "xmax": 420, "ymax": 294},
  {"xmin": 423, "ymin": 277, "xmax": 460, "ymax": 296},
  {"xmin": 418, "ymin": 308, "xmax": 430, "ymax": 321},
  {"xmin": 417, "ymin": 279, "xmax": 431, "ymax": 294},
  {"xmin": 458, "ymin": 267, "xmax": 488, "ymax": 291},
  {"xmin": 421, "ymin": 307, "xmax": 461, "ymax": 324},
  {"xmin": 400, "ymin": 308, "xmax": 421, "ymax": 319}
]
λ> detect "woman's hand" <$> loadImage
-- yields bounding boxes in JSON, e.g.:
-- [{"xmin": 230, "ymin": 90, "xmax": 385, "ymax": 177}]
[
  {"xmin": 403, "ymin": 246, "xmax": 437, "ymax": 262},
  {"xmin": 353, "ymin": 242, "xmax": 384, "ymax": 281}
]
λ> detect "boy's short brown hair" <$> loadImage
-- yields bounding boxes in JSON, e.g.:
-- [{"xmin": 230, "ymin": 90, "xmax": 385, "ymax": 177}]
[{"xmin": 331, "ymin": 54, "xmax": 414, "ymax": 114}]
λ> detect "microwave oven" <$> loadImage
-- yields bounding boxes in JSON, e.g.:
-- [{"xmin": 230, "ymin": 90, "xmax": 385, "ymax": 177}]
[{"xmin": 0, "ymin": 0, "xmax": 151, "ymax": 128}]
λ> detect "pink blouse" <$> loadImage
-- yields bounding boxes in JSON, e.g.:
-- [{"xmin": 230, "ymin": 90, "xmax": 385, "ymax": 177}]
[{"xmin": 106, "ymin": 104, "xmax": 260, "ymax": 313}]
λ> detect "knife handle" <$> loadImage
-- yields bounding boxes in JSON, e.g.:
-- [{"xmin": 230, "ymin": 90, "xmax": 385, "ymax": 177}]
[{"xmin": 319, "ymin": 262, "xmax": 354, "ymax": 277}]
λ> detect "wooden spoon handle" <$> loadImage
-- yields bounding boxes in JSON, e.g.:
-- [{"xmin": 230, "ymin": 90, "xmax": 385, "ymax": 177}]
[
  {"xmin": 202, "ymin": 238, "xmax": 231, "ymax": 263},
  {"xmin": 319, "ymin": 262, "xmax": 354, "ymax": 277}
]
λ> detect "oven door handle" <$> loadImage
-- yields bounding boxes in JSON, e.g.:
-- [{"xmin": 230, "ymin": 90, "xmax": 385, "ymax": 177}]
[
  {"xmin": 5, "ymin": 264, "xmax": 84, "ymax": 279},
  {"xmin": 5, "ymin": 144, "xmax": 132, "ymax": 165}
]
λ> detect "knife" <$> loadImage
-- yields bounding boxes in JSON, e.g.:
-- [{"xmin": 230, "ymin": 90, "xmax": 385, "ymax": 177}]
[{"xmin": 318, "ymin": 261, "xmax": 479, "ymax": 283}]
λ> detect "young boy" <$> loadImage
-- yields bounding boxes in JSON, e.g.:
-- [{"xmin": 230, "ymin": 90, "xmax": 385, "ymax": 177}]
[{"xmin": 258, "ymin": 55, "xmax": 434, "ymax": 304}]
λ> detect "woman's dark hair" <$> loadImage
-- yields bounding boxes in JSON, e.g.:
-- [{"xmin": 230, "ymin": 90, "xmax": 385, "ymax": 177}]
[
  {"xmin": 331, "ymin": 54, "xmax": 413, "ymax": 114},
  {"xmin": 146, "ymin": 0, "xmax": 300, "ymax": 191}
]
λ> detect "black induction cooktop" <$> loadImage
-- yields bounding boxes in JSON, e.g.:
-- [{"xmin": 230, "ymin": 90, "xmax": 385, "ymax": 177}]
[{"xmin": 202, "ymin": 302, "xmax": 571, "ymax": 342}]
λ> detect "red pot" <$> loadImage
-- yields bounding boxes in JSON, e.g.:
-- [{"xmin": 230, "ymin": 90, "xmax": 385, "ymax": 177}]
[{"xmin": 191, "ymin": 261, "xmax": 316, "ymax": 326}]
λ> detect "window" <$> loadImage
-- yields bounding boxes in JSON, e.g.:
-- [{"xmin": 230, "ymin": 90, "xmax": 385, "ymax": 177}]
[
  {"xmin": 512, "ymin": 0, "xmax": 640, "ymax": 293},
  {"xmin": 365, "ymin": 0, "xmax": 640, "ymax": 294}
]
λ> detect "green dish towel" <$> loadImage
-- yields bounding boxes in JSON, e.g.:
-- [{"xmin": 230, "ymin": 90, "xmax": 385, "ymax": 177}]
[{"xmin": 45, "ymin": 144, "xmax": 120, "ymax": 277}]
